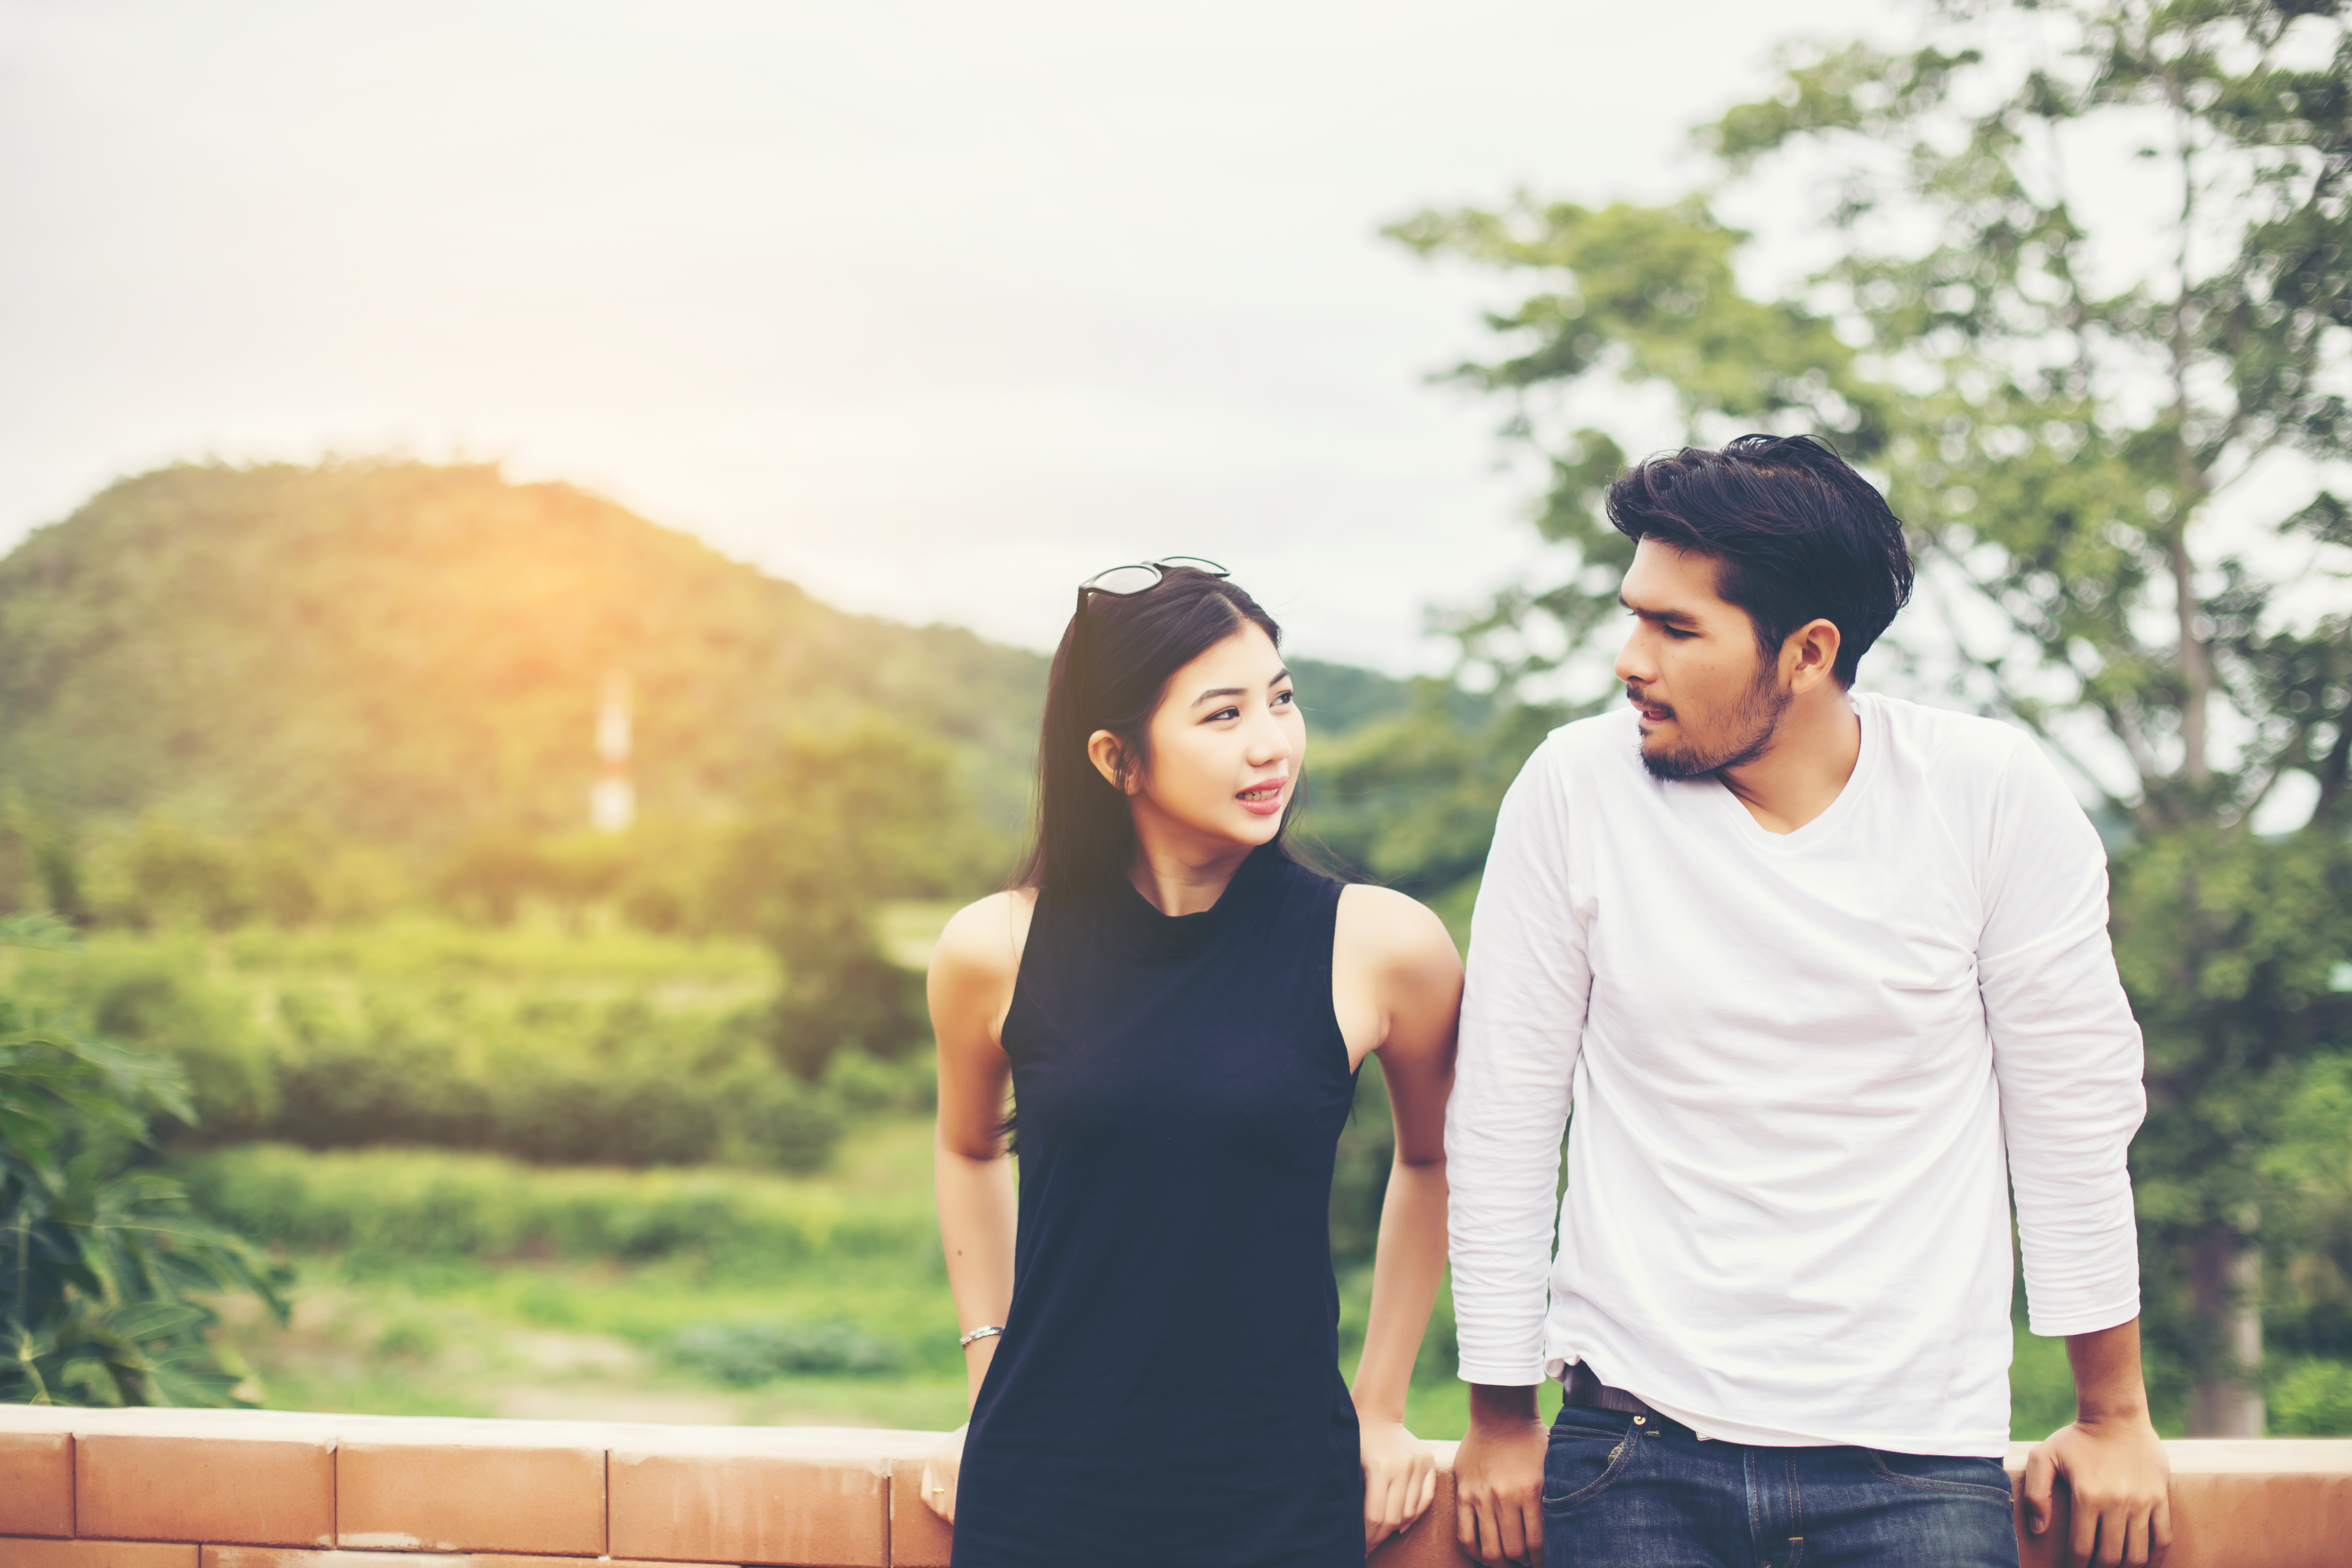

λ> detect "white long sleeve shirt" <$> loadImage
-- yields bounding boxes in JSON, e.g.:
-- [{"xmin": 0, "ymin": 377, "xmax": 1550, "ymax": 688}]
[{"xmin": 1446, "ymin": 694, "xmax": 2145, "ymax": 1457}]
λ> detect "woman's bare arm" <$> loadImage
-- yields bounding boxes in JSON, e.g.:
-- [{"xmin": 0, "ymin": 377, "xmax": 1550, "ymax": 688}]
[
  {"xmin": 922, "ymin": 888, "xmax": 1032, "ymax": 1522},
  {"xmin": 1335, "ymin": 883, "xmax": 1463, "ymax": 1551}
]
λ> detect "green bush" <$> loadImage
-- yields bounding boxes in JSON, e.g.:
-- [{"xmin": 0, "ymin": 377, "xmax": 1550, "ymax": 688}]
[
  {"xmin": 263, "ymin": 989, "xmax": 839, "ymax": 1172},
  {"xmin": 821, "ymin": 1047, "xmax": 939, "ymax": 1118},
  {"xmin": 669, "ymin": 1320, "xmax": 905, "ymax": 1384},
  {"xmin": 2269, "ymin": 1357, "xmax": 2352, "ymax": 1436},
  {"xmin": 78, "ymin": 944, "xmax": 279, "ymax": 1135},
  {"xmin": 174, "ymin": 1143, "xmax": 934, "ymax": 1266},
  {"xmin": 1329, "ymin": 1068, "xmax": 1395, "ymax": 1269},
  {"xmin": 2, "ymin": 914, "xmax": 289, "ymax": 1406},
  {"xmin": 713, "ymin": 722, "xmax": 986, "ymax": 1079},
  {"xmin": 15, "ymin": 934, "xmax": 842, "ymax": 1173}
]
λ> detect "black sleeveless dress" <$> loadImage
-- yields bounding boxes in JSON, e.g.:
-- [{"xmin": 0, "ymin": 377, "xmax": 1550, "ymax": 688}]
[{"xmin": 950, "ymin": 846, "xmax": 1363, "ymax": 1568}]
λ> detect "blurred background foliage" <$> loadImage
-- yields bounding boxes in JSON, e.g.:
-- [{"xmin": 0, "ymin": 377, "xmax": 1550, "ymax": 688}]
[
  {"xmin": 1, "ymin": 913, "xmax": 289, "ymax": 1407},
  {"xmin": 0, "ymin": 453, "xmax": 1453, "ymax": 1415},
  {"xmin": 0, "ymin": 0, "xmax": 2347, "ymax": 1441},
  {"xmin": 1382, "ymin": 0, "xmax": 2352, "ymax": 1435}
]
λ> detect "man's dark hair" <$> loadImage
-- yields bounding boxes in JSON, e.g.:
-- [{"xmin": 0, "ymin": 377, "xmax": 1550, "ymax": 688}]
[{"xmin": 1605, "ymin": 433, "xmax": 1914, "ymax": 686}]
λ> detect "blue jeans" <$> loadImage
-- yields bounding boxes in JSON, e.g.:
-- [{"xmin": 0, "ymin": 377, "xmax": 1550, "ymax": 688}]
[{"xmin": 1542, "ymin": 1401, "xmax": 2019, "ymax": 1568}]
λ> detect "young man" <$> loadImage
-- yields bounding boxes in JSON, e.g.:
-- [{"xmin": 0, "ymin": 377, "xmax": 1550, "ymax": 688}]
[{"xmin": 1447, "ymin": 435, "xmax": 2172, "ymax": 1568}]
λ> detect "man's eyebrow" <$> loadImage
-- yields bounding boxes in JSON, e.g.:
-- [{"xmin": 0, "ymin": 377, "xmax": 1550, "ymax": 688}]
[{"xmin": 1618, "ymin": 593, "xmax": 1699, "ymax": 626}]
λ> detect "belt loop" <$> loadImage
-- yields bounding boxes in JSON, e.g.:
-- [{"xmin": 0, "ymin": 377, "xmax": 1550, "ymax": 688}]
[{"xmin": 1565, "ymin": 1362, "xmax": 1663, "ymax": 1423}]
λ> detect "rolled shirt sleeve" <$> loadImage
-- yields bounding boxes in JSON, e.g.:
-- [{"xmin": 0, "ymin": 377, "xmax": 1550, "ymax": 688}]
[
  {"xmin": 1446, "ymin": 739, "xmax": 1590, "ymax": 1385},
  {"xmin": 1976, "ymin": 742, "xmax": 2147, "ymax": 1338}
]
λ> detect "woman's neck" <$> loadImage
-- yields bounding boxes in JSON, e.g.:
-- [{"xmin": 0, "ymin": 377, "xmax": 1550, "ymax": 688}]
[{"xmin": 1125, "ymin": 811, "xmax": 1258, "ymax": 916}]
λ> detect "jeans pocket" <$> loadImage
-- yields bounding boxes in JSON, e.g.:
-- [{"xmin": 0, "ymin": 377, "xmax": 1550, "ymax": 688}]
[
  {"xmin": 1541, "ymin": 1427, "xmax": 1637, "ymax": 1510},
  {"xmin": 1862, "ymin": 1449, "xmax": 2015, "ymax": 1502}
]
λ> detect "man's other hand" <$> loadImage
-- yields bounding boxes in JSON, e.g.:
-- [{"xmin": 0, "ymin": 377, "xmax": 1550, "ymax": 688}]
[
  {"xmin": 2026, "ymin": 1316, "xmax": 2172, "ymax": 1566},
  {"xmin": 1454, "ymin": 1383, "xmax": 1548, "ymax": 1567},
  {"xmin": 2022, "ymin": 1416, "xmax": 2172, "ymax": 1568}
]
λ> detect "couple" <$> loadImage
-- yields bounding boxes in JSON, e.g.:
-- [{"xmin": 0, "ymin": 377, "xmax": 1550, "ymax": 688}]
[{"xmin": 919, "ymin": 436, "xmax": 2172, "ymax": 1568}]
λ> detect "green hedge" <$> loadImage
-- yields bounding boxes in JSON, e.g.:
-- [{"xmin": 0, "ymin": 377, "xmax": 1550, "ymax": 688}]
[
  {"xmin": 176, "ymin": 1143, "xmax": 935, "ymax": 1264},
  {"xmin": 12, "ymin": 937, "xmax": 844, "ymax": 1171}
]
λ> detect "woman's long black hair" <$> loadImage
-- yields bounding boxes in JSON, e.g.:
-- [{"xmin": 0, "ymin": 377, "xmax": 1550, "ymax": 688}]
[{"xmin": 1012, "ymin": 566, "xmax": 1314, "ymax": 894}]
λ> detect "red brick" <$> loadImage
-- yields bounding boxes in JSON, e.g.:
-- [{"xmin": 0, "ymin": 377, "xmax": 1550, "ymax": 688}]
[
  {"xmin": 474, "ymin": 1559, "xmax": 731, "ymax": 1568},
  {"xmin": 334, "ymin": 1441, "xmax": 604, "ymax": 1554},
  {"xmin": 885, "ymin": 1455, "xmax": 954, "ymax": 1568},
  {"xmin": 0, "ymin": 1543, "xmax": 197, "ymax": 1568},
  {"xmin": 1366, "ymin": 1464, "xmax": 1457, "ymax": 1568},
  {"xmin": 196, "ymin": 1553, "xmax": 464, "ymax": 1568},
  {"xmin": 2164, "ymin": 1467, "xmax": 2352, "ymax": 1568},
  {"xmin": 610, "ymin": 1448, "xmax": 888, "ymax": 1567},
  {"xmin": 198, "ymin": 1555, "xmax": 704, "ymax": 1568},
  {"xmin": 0, "ymin": 1433, "xmax": 73, "ymax": 1537},
  {"xmin": 77, "ymin": 1434, "xmax": 331, "ymax": 1548}
]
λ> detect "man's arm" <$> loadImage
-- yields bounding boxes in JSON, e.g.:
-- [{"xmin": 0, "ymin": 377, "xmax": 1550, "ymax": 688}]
[
  {"xmin": 1456, "ymin": 1384, "xmax": 1551, "ymax": 1568},
  {"xmin": 1976, "ymin": 743, "xmax": 2167, "ymax": 1566},
  {"xmin": 2021, "ymin": 1319, "xmax": 2173, "ymax": 1568},
  {"xmin": 1446, "ymin": 740, "xmax": 1589, "ymax": 1568}
]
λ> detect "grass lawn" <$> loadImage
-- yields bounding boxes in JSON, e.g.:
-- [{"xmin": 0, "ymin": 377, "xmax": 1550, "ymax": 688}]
[
  {"xmin": 203, "ymin": 1117, "xmax": 2106, "ymax": 1443},
  {"xmin": 208, "ymin": 1113, "xmax": 1476, "ymax": 1433},
  {"xmin": 219, "ymin": 1250, "xmax": 1479, "ymax": 1437}
]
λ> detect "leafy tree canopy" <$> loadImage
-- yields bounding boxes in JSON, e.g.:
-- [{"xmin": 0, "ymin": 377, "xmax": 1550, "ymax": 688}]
[{"xmin": 1389, "ymin": 0, "xmax": 2352, "ymax": 1432}]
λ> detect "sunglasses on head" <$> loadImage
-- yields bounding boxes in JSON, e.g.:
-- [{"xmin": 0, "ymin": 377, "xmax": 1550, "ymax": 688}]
[{"xmin": 1074, "ymin": 557, "xmax": 1230, "ymax": 616}]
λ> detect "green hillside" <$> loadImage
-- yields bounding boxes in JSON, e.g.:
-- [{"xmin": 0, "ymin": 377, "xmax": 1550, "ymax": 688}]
[
  {"xmin": 0, "ymin": 462, "xmax": 1050, "ymax": 845},
  {"xmin": 0, "ymin": 462, "xmax": 1418, "ymax": 853}
]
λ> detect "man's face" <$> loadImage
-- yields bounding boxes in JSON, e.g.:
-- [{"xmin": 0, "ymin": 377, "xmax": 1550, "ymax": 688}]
[{"xmin": 1613, "ymin": 538, "xmax": 1790, "ymax": 780}]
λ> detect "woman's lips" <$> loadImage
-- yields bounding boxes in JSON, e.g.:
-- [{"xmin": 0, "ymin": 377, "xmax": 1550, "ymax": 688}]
[{"xmin": 1236, "ymin": 779, "xmax": 1287, "ymax": 816}]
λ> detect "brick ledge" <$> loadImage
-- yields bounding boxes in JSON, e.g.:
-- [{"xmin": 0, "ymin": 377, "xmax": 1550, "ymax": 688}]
[{"xmin": 1, "ymin": 1406, "xmax": 2346, "ymax": 1567}]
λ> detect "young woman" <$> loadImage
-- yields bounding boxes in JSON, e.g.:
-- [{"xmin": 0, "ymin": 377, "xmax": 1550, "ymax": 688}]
[{"xmin": 920, "ymin": 561, "xmax": 1461, "ymax": 1567}]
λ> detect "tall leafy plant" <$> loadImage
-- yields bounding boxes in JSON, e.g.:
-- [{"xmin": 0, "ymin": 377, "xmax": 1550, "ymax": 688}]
[
  {"xmin": 708, "ymin": 720, "xmax": 1002, "ymax": 1079},
  {"xmin": 1390, "ymin": 0, "xmax": 2352, "ymax": 1431},
  {"xmin": 1, "ymin": 914, "xmax": 288, "ymax": 1405}
]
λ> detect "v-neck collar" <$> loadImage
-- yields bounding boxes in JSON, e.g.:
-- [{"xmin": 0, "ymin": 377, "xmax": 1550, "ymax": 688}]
[{"xmin": 1699, "ymin": 693, "xmax": 1880, "ymax": 850}]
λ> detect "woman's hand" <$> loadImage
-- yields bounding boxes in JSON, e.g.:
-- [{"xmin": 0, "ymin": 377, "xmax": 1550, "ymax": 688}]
[
  {"xmin": 1360, "ymin": 1417, "xmax": 1438, "ymax": 1555},
  {"xmin": 921, "ymin": 1423, "xmax": 968, "ymax": 1524}
]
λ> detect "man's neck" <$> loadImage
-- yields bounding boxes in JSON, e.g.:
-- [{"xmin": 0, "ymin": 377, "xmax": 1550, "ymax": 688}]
[{"xmin": 1718, "ymin": 686, "xmax": 1863, "ymax": 834}]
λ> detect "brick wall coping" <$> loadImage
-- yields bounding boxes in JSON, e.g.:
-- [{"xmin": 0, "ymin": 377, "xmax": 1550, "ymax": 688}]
[{"xmin": 0, "ymin": 1404, "xmax": 2346, "ymax": 1568}]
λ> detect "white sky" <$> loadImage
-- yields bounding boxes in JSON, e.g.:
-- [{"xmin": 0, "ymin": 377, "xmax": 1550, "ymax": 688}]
[{"xmin": 0, "ymin": 0, "xmax": 1899, "ymax": 674}]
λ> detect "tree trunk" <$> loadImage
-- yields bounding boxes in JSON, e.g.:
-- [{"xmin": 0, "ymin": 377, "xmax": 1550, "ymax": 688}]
[
  {"xmin": 2168, "ymin": 536, "xmax": 2212, "ymax": 792},
  {"xmin": 2186, "ymin": 1222, "xmax": 2265, "ymax": 1436}
]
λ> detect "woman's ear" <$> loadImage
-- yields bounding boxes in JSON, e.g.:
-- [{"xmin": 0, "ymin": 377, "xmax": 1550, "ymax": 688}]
[{"xmin": 1087, "ymin": 730, "xmax": 1136, "ymax": 794}]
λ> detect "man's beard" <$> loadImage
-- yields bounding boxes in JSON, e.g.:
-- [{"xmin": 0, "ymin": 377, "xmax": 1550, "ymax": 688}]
[{"xmin": 1637, "ymin": 666, "xmax": 1792, "ymax": 781}]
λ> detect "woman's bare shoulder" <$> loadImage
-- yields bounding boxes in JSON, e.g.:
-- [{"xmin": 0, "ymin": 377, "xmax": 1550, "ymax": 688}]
[
  {"xmin": 930, "ymin": 887, "xmax": 1039, "ymax": 988},
  {"xmin": 1335, "ymin": 882, "xmax": 1462, "ymax": 985}
]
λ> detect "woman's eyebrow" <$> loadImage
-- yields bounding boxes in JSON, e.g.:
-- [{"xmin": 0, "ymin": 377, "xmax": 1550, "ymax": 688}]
[{"xmin": 1189, "ymin": 670, "xmax": 1290, "ymax": 709}]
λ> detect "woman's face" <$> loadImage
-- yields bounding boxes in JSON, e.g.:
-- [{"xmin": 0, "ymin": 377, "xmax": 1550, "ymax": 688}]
[{"xmin": 1097, "ymin": 623, "xmax": 1303, "ymax": 854}]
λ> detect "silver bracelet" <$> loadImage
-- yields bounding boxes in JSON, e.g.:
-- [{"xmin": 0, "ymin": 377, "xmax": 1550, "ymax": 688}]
[{"xmin": 959, "ymin": 1324, "xmax": 1004, "ymax": 1348}]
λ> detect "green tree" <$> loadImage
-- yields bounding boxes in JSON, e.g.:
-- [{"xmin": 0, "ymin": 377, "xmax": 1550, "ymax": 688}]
[
  {"xmin": 1306, "ymin": 687, "xmax": 1556, "ymax": 920},
  {"xmin": 1, "ymin": 914, "xmax": 289, "ymax": 1405},
  {"xmin": 711, "ymin": 720, "xmax": 1003, "ymax": 1079},
  {"xmin": 1390, "ymin": 0, "xmax": 2352, "ymax": 1432}
]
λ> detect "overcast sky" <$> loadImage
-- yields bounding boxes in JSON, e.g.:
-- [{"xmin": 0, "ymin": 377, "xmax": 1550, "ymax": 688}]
[{"xmin": 1, "ymin": 0, "xmax": 1896, "ymax": 672}]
